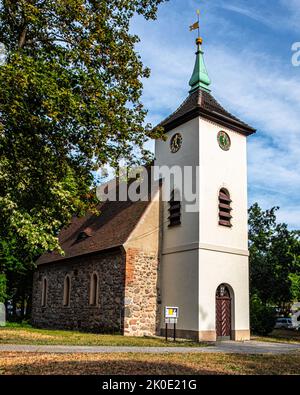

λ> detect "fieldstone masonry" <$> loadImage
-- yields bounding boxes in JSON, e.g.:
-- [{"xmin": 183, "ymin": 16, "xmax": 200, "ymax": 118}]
[
  {"xmin": 32, "ymin": 247, "xmax": 160, "ymax": 336},
  {"xmin": 32, "ymin": 249, "xmax": 126, "ymax": 332},
  {"xmin": 124, "ymin": 248, "xmax": 160, "ymax": 337}
]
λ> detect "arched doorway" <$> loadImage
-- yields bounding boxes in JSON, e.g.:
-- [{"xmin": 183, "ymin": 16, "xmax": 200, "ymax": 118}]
[{"xmin": 216, "ymin": 284, "xmax": 232, "ymax": 340}]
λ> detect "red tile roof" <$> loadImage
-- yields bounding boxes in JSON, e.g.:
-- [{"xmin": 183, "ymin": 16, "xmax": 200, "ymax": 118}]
[{"xmin": 37, "ymin": 192, "xmax": 152, "ymax": 265}]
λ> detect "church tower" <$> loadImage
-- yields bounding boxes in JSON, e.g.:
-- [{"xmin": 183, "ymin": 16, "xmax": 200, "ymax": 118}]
[{"xmin": 155, "ymin": 22, "xmax": 256, "ymax": 341}]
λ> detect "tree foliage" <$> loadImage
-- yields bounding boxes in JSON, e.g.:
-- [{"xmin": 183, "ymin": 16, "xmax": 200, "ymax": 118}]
[
  {"xmin": 0, "ymin": 0, "xmax": 167, "ymax": 304},
  {"xmin": 249, "ymin": 203, "xmax": 300, "ymax": 313},
  {"xmin": 250, "ymin": 294, "xmax": 276, "ymax": 335}
]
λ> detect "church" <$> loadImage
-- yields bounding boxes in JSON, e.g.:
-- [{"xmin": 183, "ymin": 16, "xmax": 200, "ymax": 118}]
[{"xmin": 31, "ymin": 32, "xmax": 256, "ymax": 341}]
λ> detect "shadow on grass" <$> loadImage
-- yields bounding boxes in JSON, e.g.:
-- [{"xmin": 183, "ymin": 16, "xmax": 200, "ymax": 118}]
[
  {"xmin": 2, "ymin": 352, "xmax": 300, "ymax": 375},
  {"xmin": 2, "ymin": 358, "xmax": 223, "ymax": 376}
]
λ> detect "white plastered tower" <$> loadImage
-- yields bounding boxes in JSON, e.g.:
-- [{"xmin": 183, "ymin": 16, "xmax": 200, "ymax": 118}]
[{"xmin": 155, "ymin": 35, "xmax": 256, "ymax": 341}]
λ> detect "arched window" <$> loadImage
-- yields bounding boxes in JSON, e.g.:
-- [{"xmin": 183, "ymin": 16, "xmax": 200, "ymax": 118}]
[
  {"xmin": 168, "ymin": 189, "xmax": 181, "ymax": 227},
  {"xmin": 89, "ymin": 272, "xmax": 99, "ymax": 306},
  {"xmin": 216, "ymin": 284, "xmax": 231, "ymax": 298},
  {"xmin": 63, "ymin": 275, "xmax": 71, "ymax": 306},
  {"xmin": 219, "ymin": 188, "xmax": 232, "ymax": 227},
  {"xmin": 41, "ymin": 277, "xmax": 48, "ymax": 307}
]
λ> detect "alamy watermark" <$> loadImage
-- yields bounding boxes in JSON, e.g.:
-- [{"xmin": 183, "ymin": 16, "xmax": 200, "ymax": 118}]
[
  {"xmin": 96, "ymin": 165, "xmax": 203, "ymax": 213},
  {"xmin": 291, "ymin": 42, "xmax": 300, "ymax": 66}
]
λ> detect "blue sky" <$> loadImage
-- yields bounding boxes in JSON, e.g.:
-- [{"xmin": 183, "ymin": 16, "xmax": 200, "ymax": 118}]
[{"xmin": 130, "ymin": 0, "xmax": 300, "ymax": 229}]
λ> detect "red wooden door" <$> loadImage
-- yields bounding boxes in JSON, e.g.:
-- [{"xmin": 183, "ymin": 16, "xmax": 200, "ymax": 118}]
[{"xmin": 216, "ymin": 296, "xmax": 231, "ymax": 339}]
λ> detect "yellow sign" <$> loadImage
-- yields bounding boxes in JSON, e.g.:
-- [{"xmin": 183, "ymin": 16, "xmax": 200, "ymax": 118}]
[{"xmin": 165, "ymin": 306, "xmax": 179, "ymax": 319}]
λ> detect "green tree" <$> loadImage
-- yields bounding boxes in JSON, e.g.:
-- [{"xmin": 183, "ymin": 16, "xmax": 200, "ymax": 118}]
[
  {"xmin": 249, "ymin": 203, "xmax": 300, "ymax": 314},
  {"xmin": 250, "ymin": 294, "xmax": 276, "ymax": 336},
  {"xmin": 0, "ymin": 0, "xmax": 166, "ymax": 304}
]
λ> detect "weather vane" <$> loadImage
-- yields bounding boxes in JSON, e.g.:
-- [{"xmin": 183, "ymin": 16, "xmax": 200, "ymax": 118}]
[
  {"xmin": 189, "ymin": 9, "xmax": 200, "ymax": 36},
  {"xmin": 189, "ymin": 9, "xmax": 202, "ymax": 45}
]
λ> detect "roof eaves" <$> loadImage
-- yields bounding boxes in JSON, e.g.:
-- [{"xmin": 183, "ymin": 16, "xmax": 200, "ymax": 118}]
[
  {"xmin": 36, "ymin": 244, "xmax": 124, "ymax": 266},
  {"xmin": 199, "ymin": 107, "xmax": 256, "ymax": 136},
  {"xmin": 161, "ymin": 106, "xmax": 255, "ymax": 136}
]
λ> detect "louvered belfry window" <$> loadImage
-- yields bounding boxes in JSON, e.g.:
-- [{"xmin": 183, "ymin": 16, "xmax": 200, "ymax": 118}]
[
  {"xmin": 168, "ymin": 190, "xmax": 181, "ymax": 227},
  {"xmin": 219, "ymin": 189, "xmax": 232, "ymax": 227}
]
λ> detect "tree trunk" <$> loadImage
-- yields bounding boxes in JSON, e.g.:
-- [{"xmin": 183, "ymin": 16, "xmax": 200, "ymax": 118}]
[
  {"xmin": 12, "ymin": 295, "xmax": 17, "ymax": 320},
  {"xmin": 26, "ymin": 294, "xmax": 32, "ymax": 320},
  {"xmin": 18, "ymin": 27, "xmax": 27, "ymax": 48},
  {"xmin": 20, "ymin": 295, "xmax": 25, "ymax": 320}
]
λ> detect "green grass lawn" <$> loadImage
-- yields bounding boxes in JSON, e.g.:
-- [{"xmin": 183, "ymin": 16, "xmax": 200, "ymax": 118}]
[
  {"xmin": 2, "ymin": 323, "xmax": 299, "ymax": 348},
  {"xmin": 253, "ymin": 329, "xmax": 300, "ymax": 344},
  {"xmin": 0, "ymin": 323, "xmax": 208, "ymax": 347}
]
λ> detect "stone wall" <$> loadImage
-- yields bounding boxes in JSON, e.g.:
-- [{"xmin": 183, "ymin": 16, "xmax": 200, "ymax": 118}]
[
  {"xmin": 31, "ymin": 249, "xmax": 126, "ymax": 332},
  {"xmin": 123, "ymin": 248, "xmax": 160, "ymax": 337},
  {"xmin": 32, "ymin": 246, "xmax": 161, "ymax": 336}
]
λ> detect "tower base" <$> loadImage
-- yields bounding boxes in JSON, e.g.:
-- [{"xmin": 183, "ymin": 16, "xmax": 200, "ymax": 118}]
[{"xmin": 160, "ymin": 328, "xmax": 250, "ymax": 342}]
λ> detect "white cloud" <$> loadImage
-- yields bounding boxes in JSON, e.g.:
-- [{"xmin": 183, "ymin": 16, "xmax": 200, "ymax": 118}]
[
  {"xmin": 280, "ymin": 0, "xmax": 300, "ymax": 32},
  {"xmin": 207, "ymin": 45, "xmax": 300, "ymax": 139},
  {"xmin": 219, "ymin": 3, "xmax": 276, "ymax": 29},
  {"xmin": 219, "ymin": 0, "xmax": 300, "ymax": 33}
]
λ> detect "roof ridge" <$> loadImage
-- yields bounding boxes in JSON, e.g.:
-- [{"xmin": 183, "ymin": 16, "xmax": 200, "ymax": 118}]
[{"xmin": 158, "ymin": 88, "xmax": 256, "ymax": 136}]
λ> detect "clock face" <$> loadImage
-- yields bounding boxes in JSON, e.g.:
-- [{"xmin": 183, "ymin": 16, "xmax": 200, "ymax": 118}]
[
  {"xmin": 217, "ymin": 131, "xmax": 231, "ymax": 151},
  {"xmin": 170, "ymin": 133, "xmax": 183, "ymax": 153}
]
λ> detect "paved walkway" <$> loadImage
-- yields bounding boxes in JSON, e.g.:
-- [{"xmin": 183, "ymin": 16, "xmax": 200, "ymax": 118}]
[{"xmin": 0, "ymin": 341, "xmax": 300, "ymax": 355}]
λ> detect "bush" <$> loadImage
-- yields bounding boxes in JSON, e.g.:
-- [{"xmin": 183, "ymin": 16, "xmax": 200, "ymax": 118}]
[{"xmin": 250, "ymin": 295, "xmax": 277, "ymax": 336}]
